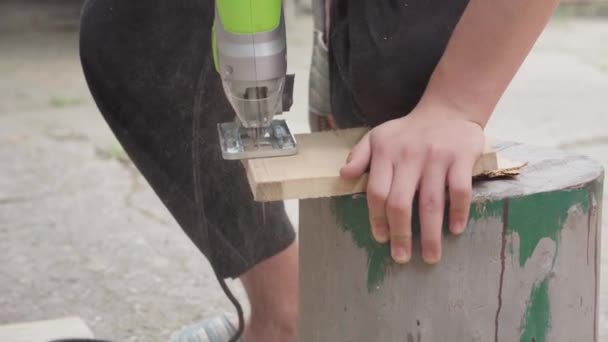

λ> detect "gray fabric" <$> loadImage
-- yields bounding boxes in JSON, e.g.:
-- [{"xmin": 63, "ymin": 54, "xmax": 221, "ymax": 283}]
[
  {"xmin": 308, "ymin": 31, "xmax": 331, "ymax": 117},
  {"xmin": 79, "ymin": 0, "xmax": 295, "ymax": 279},
  {"xmin": 312, "ymin": 0, "xmax": 325, "ymax": 33},
  {"xmin": 329, "ymin": 0, "xmax": 470, "ymax": 128}
]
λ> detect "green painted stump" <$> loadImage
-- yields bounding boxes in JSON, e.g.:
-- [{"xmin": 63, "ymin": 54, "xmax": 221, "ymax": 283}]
[{"xmin": 299, "ymin": 142, "xmax": 603, "ymax": 342}]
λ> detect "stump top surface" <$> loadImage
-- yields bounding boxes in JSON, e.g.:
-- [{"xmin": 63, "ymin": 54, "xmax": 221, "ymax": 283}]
[{"xmin": 473, "ymin": 142, "xmax": 603, "ymax": 201}]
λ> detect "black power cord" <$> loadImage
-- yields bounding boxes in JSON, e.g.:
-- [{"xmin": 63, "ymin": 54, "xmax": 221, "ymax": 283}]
[
  {"xmin": 215, "ymin": 273, "xmax": 245, "ymax": 341},
  {"xmin": 192, "ymin": 55, "xmax": 245, "ymax": 342}
]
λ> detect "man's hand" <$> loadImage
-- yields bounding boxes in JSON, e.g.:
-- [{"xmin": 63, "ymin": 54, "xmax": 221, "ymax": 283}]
[
  {"xmin": 340, "ymin": 104, "xmax": 484, "ymax": 264},
  {"xmin": 338, "ymin": 0, "xmax": 558, "ymax": 264}
]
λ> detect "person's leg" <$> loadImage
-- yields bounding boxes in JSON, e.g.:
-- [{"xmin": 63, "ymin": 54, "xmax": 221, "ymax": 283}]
[
  {"xmin": 79, "ymin": 1, "xmax": 297, "ymax": 340},
  {"xmin": 240, "ymin": 242, "xmax": 298, "ymax": 342}
]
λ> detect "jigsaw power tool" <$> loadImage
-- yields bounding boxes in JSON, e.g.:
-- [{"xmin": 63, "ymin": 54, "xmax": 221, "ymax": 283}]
[{"xmin": 214, "ymin": 0, "xmax": 297, "ymax": 160}]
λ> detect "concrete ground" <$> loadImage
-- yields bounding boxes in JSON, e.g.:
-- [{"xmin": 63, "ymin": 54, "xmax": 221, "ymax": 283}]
[{"xmin": 0, "ymin": 1, "xmax": 607, "ymax": 341}]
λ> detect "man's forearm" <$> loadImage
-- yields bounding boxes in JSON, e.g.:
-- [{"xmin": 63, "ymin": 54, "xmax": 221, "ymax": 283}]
[{"xmin": 419, "ymin": 0, "xmax": 560, "ymax": 127}]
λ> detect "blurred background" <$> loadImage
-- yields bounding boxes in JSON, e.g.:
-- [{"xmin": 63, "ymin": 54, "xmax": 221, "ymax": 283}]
[{"xmin": 1, "ymin": 0, "xmax": 607, "ymax": 341}]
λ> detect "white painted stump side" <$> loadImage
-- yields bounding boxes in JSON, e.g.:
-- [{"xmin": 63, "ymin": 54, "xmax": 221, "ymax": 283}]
[{"xmin": 299, "ymin": 143, "xmax": 603, "ymax": 342}]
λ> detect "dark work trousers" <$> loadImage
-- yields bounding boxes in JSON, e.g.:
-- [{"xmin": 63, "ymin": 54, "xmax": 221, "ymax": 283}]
[{"xmin": 79, "ymin": 0, "xmax": 468, "ymax": 279}]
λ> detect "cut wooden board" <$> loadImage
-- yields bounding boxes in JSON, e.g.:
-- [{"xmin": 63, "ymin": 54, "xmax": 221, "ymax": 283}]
[
  {"xmin": 244, "ymin": 127, "xmax": 509, "ymax": 202},
  {"xmin": 0, "ymin": 316, "xmax": 94, "ymax": 342}
]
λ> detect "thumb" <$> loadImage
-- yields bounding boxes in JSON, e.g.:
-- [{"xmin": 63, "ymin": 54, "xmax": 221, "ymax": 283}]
[{"xmin": 340, "ymin": 132, "xmax": 371, "ymax": 179}]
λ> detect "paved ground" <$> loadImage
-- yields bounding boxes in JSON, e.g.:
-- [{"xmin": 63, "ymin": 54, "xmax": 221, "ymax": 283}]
[{"xmin": 1, "ymin": 2, "xmax": 607, "ymax": 341}]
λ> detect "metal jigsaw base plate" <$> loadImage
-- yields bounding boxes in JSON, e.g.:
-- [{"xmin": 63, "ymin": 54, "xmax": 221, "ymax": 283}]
[{"xmin": 218, "ymin": 119, "xmax": 298, "ymax": 160}]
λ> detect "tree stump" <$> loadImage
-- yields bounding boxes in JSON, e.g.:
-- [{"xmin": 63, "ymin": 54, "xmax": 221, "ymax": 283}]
[{"xmin": 299, "ymin": 142, "xmax": 603, "ymax": 342}]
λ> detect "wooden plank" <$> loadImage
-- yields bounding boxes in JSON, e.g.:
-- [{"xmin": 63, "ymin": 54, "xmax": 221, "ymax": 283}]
[
  {"xmin": 0, "ymin": 317, "xmax": 94, "ymax": 342},
  {"xmin": 244, "ymin": 127, "xmax": 498, "ymax": 202}
]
